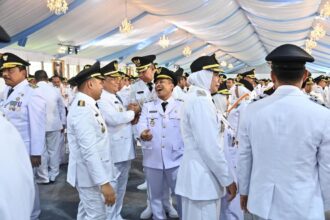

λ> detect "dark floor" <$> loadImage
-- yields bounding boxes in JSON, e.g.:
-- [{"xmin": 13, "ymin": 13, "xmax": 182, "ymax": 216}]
[
  {"xmin": 38, "ymin": 149, "xmax": 330, "ymax": 220},
  {"xmin": 38, "ymin": 148, "xmax": 178, "ymax": 220}
]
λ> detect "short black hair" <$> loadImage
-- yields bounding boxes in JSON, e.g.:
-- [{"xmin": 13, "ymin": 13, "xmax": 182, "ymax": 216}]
[
  {"xmin": 272, "ymin": 65, "xmax": 305, "ymax": 84},
  {"xmin": 35, "ymin": 70, "xmax": 49, "ymax": 81}
]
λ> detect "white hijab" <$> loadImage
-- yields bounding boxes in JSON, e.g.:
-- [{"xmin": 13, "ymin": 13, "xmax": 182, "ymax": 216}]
[{"xmin": 187, "ymin": 70, "xmax": 213, "ymax": 91}]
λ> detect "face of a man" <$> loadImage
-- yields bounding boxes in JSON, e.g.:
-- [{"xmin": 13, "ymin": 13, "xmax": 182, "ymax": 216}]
[
  {"xmin": 244, "ymin": 76, "xmax": 255, "ymax": 87},
  {"xmin": 119, "ymin": 77, "xmax": 130, "ymax": 89},
  {"xmin": 178, "ymin": 77, "xmax": 186, "ymax": 89},
  {"xmin": 319, "ymin": 80, "xmax": 327, "ymax": 89},
  {"xmin": 52, "ymin": 76, "xmax": 61, "ymax": 88},
  {"xmin": 103, "ymin": 76, "xmax": 120, "ymax": 94},
  {"xmin": 155, "ymin": 79, "xmax": 174, "ymax": 100},
  {"xmin": 226, "ymin": 79, "xmax": 234, "ymax": 89},
  {"xmin": 1, "ymin": 67, "xmax": 26, "ymax": 87},
  {"xmin": 304, "ymin": 84, "xmax": 313, "ymax": 93},
  {"xmin": 210, "ymin": 72, "xmax": 220, "ymax": 94},
  {"xmin": 138, "ymin": 66, "xmax": 154, "ymax": 83},
  {"xmin": 90, "ymin": 78, "xmax": 104, "ymax": 100}
]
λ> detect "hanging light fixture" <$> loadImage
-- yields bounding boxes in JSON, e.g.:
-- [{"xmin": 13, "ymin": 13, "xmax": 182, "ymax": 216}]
[
  {"xmin": 320, "ymin": 1, "xmax": 330, "ymax": 18},
  {"xmin": 182, "ymin": 46, "xmax": 192, "ymax": 57},
  {"xmin": 306, "ymin": 39, "xmax": 317, "ymax": 49},
  {"xmin": 220, "ymin": 61, "xmax": 227, "ymax": 67},
  {"xmin": 158, "ymin": 35, "xmax": 169, "ymax": 48},
  {"xmin": 47, "ymin": 0, "xmax": 68, "ymax": 15},
  {"xmin": 120, "ymin": 0, "xmax": 133, "ymax": 34},
  {"xmin": 310, "ymin": 23, "xmax": 326, "ymax": 40},
  {"xmin": 57, "ymin": 45, "xmax": 66, "ymax": 54},
  {"xmin": 228, "ymin": 63, "xmax": 234, "ymax": 69}
]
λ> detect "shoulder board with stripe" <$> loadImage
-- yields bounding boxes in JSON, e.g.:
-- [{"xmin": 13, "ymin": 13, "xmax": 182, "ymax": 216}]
[
  {"xmin": 78, "ymin": 100, "xmax": 85, "ymax": 107},
  {"xmin": 29, "ymin": 84, "xmax": 38, "ymax": 88},
  {"xmin": 251, "ymin": 94, "xmax": 268, "ymax": 103}
]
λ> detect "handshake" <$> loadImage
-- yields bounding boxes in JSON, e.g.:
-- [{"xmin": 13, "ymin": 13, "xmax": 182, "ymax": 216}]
[{"xmin": 128, "ymin": 103, "xmax": 141, "ymax": 125}]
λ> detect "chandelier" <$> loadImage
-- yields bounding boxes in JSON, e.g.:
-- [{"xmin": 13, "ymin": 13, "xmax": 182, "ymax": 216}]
[
  {"xmin": 120, "ymin": 0, "xmax": 133, "ymax": 34},
  {"xmin": 320, "ymin": 1, "xmax": 330, "ymax": 18},
  {"xmin": 306, "ymin": 39, "xmax": 317, "ymax": 49},
  {"xmin": 158, "ymin": 35, "xmax": 169, "ymax": 48},
  {"xmin": 220, "ymin": 61, "xmax": 227, "ymax": 67},
  {"xmin": 182, "ymin": 46, "xmax": 192, "ymax": 57},
  {"xmin": 47, "ymin": 0, "xmax": 68, "ymax": 15},
  {"xmin": 310, "ymin": 23, "xmax": 326, "ymax": 40},
  {"xmin": 119, "ymin": 18, "xmax": 133, "ymax": 33},
  {"xmin": 227, "ymin": 63, "xmax": 234, "ymax": 69}
]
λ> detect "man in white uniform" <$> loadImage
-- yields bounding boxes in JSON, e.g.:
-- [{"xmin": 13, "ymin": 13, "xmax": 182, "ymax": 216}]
[
  {"xmin": 35, "ymin": 70, "xmax": 66, "ymax": 183},
  {"xmin": 66, "ymin": 62, "xmax": 116, "ymax": 220},
  {"xmin": 137, "ymin": 67, "xmax": 184, "ymax": 220},
  {"xmin": 238, "ymin": 44, "xmax": 330, "ymax": 220},
  {"xmin": 175, "ymin": 54, "xmax": 237, "ymax": 220},
  {"xmin": 130, "ymin": 55, "xmax": 178, "ymax": 219},
  {"xmin": 98, "ymin": 60, "xmax": 139, "ymax": 220},
  {"xmin": 0, "ymin": 26, "xmax": 35, "ymax": 220},
  {"xmin": 0, "ymin": 52, "xmax": 46, "ymax": 220},
  {"xmin": 172, "ymin": 67, "xmax": 187, "ymax": 100}
]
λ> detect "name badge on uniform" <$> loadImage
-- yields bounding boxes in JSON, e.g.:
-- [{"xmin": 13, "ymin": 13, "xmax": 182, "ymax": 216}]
[
  {"xmin": 150, "ymin": 118, "xmax": 155, "ymax": 127},
  {"xmin": 149, "ymin": 110, "xmax": 157, "ymax": 113},
  {"xmin": 137, "ymin": 91, "xmax": 144, "ymax": 94},
  {"xmin": 114, "ymin": 101, "xmax": 119, "ymax": 104}
]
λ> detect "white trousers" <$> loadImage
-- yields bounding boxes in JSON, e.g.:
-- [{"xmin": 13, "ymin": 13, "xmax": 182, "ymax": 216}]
[
  {"xmin": 144, "ymin": 166, "xmax": 181, "ymax": 220},
  {"xmin": 111, "ymin": 160, "xmax": 131, "ymax": 220},
  {"xmin": 31, "ymin": 168, "xmax": 41, "ymax": 220},
  {"xmin": 220, "ymin": 193, "xmax": 243, "ymax": 220},
  {"xmin": 181, "ymin": 196, "xmax": 220, "ymax": 220},
  {"xmin": 37, "ymin": 131, "xmax": 62, "ymax": 182}
]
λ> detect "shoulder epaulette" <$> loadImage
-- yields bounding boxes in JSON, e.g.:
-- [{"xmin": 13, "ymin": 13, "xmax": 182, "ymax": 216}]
[
  {"xmin": 78, "ymin": 100, "xmax": 85, "ymax": 107},
  {"xmin": 197, "ymin": 90, "xmax": 206, "ymax": 96},
  {"xmin": 309, "ymin": 96, "xmax": 328, "ymax": 108},
  {"xmin": 29, "ymin": 84, "xmax": 38, "ymax": 88},
  {"xmin": 251, "ymin": 94, "xmax": 268, "ymax": 103}
]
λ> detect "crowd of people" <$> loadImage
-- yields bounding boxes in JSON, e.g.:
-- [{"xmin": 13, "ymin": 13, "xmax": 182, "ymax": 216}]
[{"xmin": 0, "ymin": 26, "xmax": 329, "ymax": 220}]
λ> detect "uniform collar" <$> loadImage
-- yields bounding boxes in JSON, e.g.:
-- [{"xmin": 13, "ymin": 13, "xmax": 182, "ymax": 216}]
[
  {"xmin": 11, "ymin": 79, "xmax": 28, "ymax": 90},
  {"xmin": 273, "ymin": 85, "xmax": 304, "ymax": 96},
  {"xmin": 156, "ymin": 96, "xmax": 174, "ymax": 115}
]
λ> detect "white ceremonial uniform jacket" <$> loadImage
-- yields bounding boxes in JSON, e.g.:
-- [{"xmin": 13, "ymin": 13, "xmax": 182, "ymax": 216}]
[
  {"xmin": 117, "ymin": 85, "xmax": 131, "ymax": 108},
  {"xmin": 98, "ymin": 90, "xmax": 135, "ymax": 164},
  {"xmin": 172, "ymin": 85, "xmax": 187, "ymax": 100},
  {"xmin": 37, "ymin": 81, "xmax": 66, "ymax": 132},
  {"xmin": 129, "ymin": 79, "xmax": 157, "ymax": 106},
  {"xmin": 0, "ymin": 113, "xmax": 34, "ymax": 220},
  {"xmin": 67, "ymin": 92, "xmax": 116, "ymax": 187},
  {"xmin": 313, "ymin": 85, "xmax": 327, "ymax": 103},
  {"xmin": 0, "ymin": 79, "xmax": 46, "ymax": 155},
  {"xmin": 136, "ymin": 97, "xmax": 184, "ymax": 169},
  {"xmin": 212, "ymin": 93, "xmax": 228, "ymax": 115},
  {"xmin": 238, "ymin": 85, "xmax": 330, "ymax": 220},
  {"xmin": 175, "ymin": 86, "xmax": 233, "ymax": 201}
]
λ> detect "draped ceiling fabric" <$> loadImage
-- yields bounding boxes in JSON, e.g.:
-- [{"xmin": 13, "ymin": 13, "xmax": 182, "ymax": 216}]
[{"xmin": 0, "ymin": 0, "xmax": 329, "ymax": 74}]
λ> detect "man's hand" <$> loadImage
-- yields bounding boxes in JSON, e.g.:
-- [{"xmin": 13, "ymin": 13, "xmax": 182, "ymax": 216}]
[
  {"xmin": 128, "ymin": 103, "xmax": 141, "ymax": 115},
  {"xmin": 30, "ymin": 155, "xmax": 41, "ymax": 167},
  {"xmin": 101, "ymin": 183, "xmax": 116, "ymax": 206},
  {"xmin": 226, "ymin": 182, "xmax": 237, "ymax": 202},
  {"xmin": 131, "ymin": 112, "xmax": 141, "ymax": 125},
  {"xmin": 240, "ymin": 195, "xmax": 249, "ymax": 212},
  {"xmin": 140, "ymin": 129, "xmax": 153, "ymax": 141}
]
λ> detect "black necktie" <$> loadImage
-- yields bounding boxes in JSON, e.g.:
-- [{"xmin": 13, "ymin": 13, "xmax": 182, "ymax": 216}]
[
  {"xmin": 161, "ymin": 102, "xmax": 168, "ymax": 112},
  {"xmin": 7, "ymin": 88, "xmax": 14, "ymax": 98},
  {"xmin": 147, "ymin": 82, "xmax": 153, "ymax": 92},
  {"xmin": 116, "ymin": 94, "xmax": 123, "ymax": 104}
]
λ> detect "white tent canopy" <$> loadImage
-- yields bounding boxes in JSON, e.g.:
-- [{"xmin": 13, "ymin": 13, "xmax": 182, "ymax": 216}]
[{"xmin": 0, "ymin": 0, "xmax": 329, "ymax": 76}]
